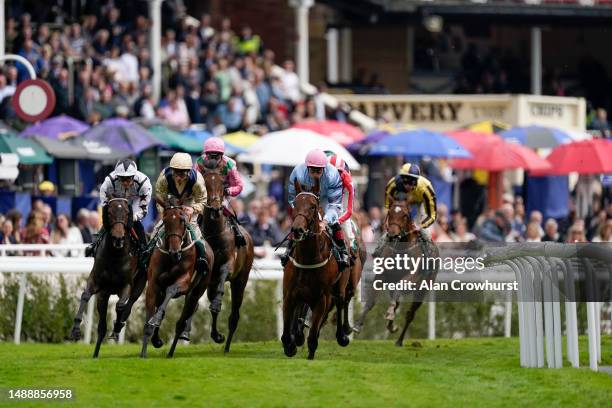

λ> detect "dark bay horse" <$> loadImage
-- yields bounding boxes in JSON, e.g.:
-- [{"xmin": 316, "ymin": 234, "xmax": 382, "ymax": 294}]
[
  {"xmin": 67, "ymin": 196, "xmax": 147, "ymax": 358},
  {"xmin": 197, "ymin": 165, "xmax": 254, "ymax": 353},
  {"xmin": 140, "ymin": 204, "xmax": 214, "ymax": 358},
  {"xmin": 281, "ymin": 180, "xmax": 351, "ymax": 360},
  {"xmin": 354, "ymin": 198, "xmax": 439, "ymax": 347}
]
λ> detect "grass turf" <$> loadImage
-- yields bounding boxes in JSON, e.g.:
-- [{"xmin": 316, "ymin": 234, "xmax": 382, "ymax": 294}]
[{"xmin": 0, "ymin": 337, "xmax": 610, "ymax": 407}]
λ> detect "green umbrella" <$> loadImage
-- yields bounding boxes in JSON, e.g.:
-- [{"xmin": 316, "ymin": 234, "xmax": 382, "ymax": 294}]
[
  {"xmin": 0, "ymin": 130, "xmax": 53, "ymax": 165},
  {"xmin": 149, "ymin": 125, "xmax": 203, "ymax": 154}
]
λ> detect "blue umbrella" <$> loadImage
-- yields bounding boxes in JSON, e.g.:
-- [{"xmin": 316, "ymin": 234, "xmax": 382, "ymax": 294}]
[
  {"xmin": 347, "ymin": 130, "xmax": 390, "ymax": 156},
  {"xmin": 180, "ymin": 129, "xmax": 245, "ymax": 155},
  {"xmin": 368, "ymin": 129, "xmax": 471, "ymax": 158},
  {"xmin": 500, "ymin": 125, "xmax": 571, "ymax": 149}
]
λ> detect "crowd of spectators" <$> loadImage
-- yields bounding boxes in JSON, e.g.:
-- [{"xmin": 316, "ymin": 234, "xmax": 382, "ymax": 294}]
[{"xmin": 0, "ymin": 7, "xmax": 338, "ymax": 134}]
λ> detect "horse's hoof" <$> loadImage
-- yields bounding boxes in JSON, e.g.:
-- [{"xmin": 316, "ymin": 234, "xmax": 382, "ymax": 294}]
[
  {"xmin": 65, "ymin": 331, "xmax": 81, "ymax": 342},
  {"xmin": 295, "ymin": 332, "xmax": 305, "ymax": 347},
  {"xmin": 283, "ymin": 344, "xmax": 297, "ymax": 358},
  {"xmin": 337, "ymin": 335, "xmax": 350, "ymax": 347},
  {"xmin": 211, "ymin": 332, "xmax": 225, "ymax": 344},
  {"xmin": 148, "ymin": 316, "xmax": 162, "ymax": 328},
  {"xmin": 307, "ymin": 352, "xmax": 315, "ymax": 360},
  {"xmin": 342, "ymin": 325, "xmax": 353, "ymax": 336},
  {"xmin": 395, "ymin": 341, "xmax": 403, "ymax": 347},
  {"xmin": 352, "ymin": 325, "xmax": 361, "ymax": 335},
  {"xmin": 177, "ymin": 331, "xmax": 191, "ymax": 342},
  {"xmin": 108, "ymin": 332, "xmax": 119, "ymax": 342},
  {"xmin": 151, "ymin": 337, "xmax": 164, "ymax": 349},
  {"xmin": 386, "ymin": 321, "xmax": 398, "ymax": 333}
]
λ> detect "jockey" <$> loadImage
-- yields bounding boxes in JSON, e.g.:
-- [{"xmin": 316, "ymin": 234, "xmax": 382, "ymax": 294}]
[
  {"xmin": 373, "ymin": 163, "xmax": 437, "ymax": 257},
  {"xmin": 325, "ymin": 150, "xmax": 356, "ymax": 253},
  {"xmin": 282, "ymin": 149, "xmax": 350, "ymax": 269},
  {"xmin": 195, "ymin": 137, "xmax": 246, "ymax": 246},
  {"xmin": 85, "ymin": 159, "xmax": 152, "ymax": 257},
  {"xmin": 154, "ymin": 152, "xmax": 209, "ymax": 274}
]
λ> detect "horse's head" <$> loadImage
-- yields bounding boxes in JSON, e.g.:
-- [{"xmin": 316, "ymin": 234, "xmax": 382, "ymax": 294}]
[
  {"xmin": 105, "ymin": 195, "xmax": 131, "ymax": 249},
  {"xmin": 163, "ymin": 204, "xmax": 187, "ymax": 263},
  {"xmin": 386, "ymin": 198, "xmax": 415, "ymax": 241},
  {"xmin": 202, "ymin": 163, "xmax": 224, "ymax": 217},
  {"xmin": 291, "ymin": 180, "xmax": 320, "ymax": 241}
]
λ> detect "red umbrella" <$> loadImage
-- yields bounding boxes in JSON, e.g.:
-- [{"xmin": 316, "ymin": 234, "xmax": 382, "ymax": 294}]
[
  {"xmin": 532, "ymin": 138, "xmax": 612, "ymax": 175},
  {"xmin": 446, "ymin": 130, "xmax": 503, "ymax": 152},
  {"xmin": 293, "ymin": 120, "xmax": 364, "ymax": 146},
  {"xmin": 450, "ymin": 137, "xmax": 551, "ymax": 172}
]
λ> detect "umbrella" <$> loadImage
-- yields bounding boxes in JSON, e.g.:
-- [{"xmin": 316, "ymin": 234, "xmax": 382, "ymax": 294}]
[
  {"xmin": 238, "ymin": 128, "xmax": 360, "ymax": 169},
  {"xmin": 222, "ymin": 131, "xmax": 259, "ymax": 149},
  {"xmin": 293, "ymin": 120, "xmax": 364, "ymax": 146},
  {"xmin": 450, "ymin": 138, "xmax": 551, "ymax": 172},
  {"xmin": 465, "ymin": 120, "xmax": 510, "ymax": 134},
  {"xmin": 0, "ymin": 130, "xmax": 53, "ymax": 165},
  {"xmin": 369, "ymin": 129, "xmax": 471, "ymax": 158},
  {"xmin": 532, "ymin": 138, "xmax": 612, "ymax": 175},
  {"xmin": 31, "ymin": 135, "xmax": 130, "ymax": 161},
  {"xmin": 445, "ymin": 130, "xmax": 502, "ymax": 152},
  {"xmin": 149, "ymin": 125, "xmax": 203, "ymax": 153},
  {"xmin": 181, "ymin": 128, "xmax": 213, "ymax": 144},
  {"xmin": 500, "ymin": 125, "xmax": 572, "ymax": 149},
  {"xmin": 20, "ymin": 115, "xmax": 90, "ymax": 140},
  {"xmin": 81, "ymin": 118, "xmax": 165, "ymax": 155},
  {"xmin": 347, "ymin": 130, "xmax": 390, "ymax": 156}
]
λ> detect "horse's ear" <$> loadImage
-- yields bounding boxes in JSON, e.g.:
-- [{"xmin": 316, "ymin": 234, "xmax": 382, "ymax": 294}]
[{"xmin": 294, "ymin": 179, "xmax": 302, "ymax": 194}]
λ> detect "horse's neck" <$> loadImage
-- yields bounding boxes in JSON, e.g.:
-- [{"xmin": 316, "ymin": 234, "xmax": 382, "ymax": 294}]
[
  {"xmin": 295, "ymin": 233, "xmax": 327, "ymax": 262},
  {"xmin": 203, "ymin": 207, "xmax": 226, "ymax": 234},
  {"xmin": 102, "ymin": 232, "xmax": 131, "ymax": 256}
]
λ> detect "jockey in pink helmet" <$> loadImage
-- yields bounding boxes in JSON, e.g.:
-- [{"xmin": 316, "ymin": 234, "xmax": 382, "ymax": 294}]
[
  {"xmin": 195, "ymin": 137, "xmax": 246, "ymax": 246},
  {"xmin": 281, "ymin": 149, "xmax": 349, "ymax": 269}
]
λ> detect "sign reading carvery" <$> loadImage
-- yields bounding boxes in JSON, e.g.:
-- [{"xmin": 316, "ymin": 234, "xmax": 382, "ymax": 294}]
[{"xmin": 333, "ymin": 94, "xmax": 586, "ymax": 131}]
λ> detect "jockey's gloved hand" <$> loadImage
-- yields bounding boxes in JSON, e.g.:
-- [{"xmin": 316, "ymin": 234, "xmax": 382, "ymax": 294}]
[{"xmin": 133, "ymin": 211, "xmax": 144, "ymax": 222}]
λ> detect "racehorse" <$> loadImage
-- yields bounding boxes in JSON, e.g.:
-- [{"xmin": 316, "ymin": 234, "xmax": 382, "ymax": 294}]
[
  {"xmin": 67, "ymin": 195, "xmax": 147, "ymax": 358},
  {"xmin": 354, "ymin": 197, "xmax": 439, "ymax": 347},
  {"xmin": 196, "ymin": 164, "xmax": 254, "ymax": 353},
  {"xmin": 140, "ymin": 203, "xmax": 214, "ymax": 358},
  {"xmin": 281, "ymin": 180, "xmax": 351, "ymax": 360}
]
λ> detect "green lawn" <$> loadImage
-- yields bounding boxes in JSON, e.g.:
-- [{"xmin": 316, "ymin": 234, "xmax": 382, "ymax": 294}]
[{"xmin": 0, "ymin": 337, "xmax": 610, "ymax": 407}]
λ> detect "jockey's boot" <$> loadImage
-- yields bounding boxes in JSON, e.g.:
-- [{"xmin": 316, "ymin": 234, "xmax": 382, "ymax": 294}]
[
  {"xmin": 280, "ymin": 239, "xmax": 295, "ymax": 267},
  {"xmin": 85, "ymin": 228, "xmax": 105, "ymax": 257},
  {"xmin": 330, "ymin": 223, "xmax": 350, "ymax": 270},
  {"xmin": 195, "ymin": 241, "xmax": 209, "ymax": 277},
  {"xmin": 223, "ymin": 207, "xmax": 247, "ymax": 247}
]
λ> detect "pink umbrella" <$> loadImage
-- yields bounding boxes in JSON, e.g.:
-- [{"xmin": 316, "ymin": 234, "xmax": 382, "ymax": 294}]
[{"xmin": 292, "ymin": 120, "xmax": 364, "ymax": 146}]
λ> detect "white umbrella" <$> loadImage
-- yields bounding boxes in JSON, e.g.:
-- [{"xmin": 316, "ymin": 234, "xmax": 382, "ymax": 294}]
[{"xmin": 238, "ymin": 129, "xmax": 361, "ymax": 170}]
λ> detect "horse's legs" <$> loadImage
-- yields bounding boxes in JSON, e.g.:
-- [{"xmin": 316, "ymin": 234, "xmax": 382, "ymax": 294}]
[
  {"xmin": 109, "ymin": 283, "xmax": 131, "ymax": 341},
  {"xmin": 168, "ymin": 285, "xmax": 205, "ymax": 358},
  {"xmin": 293, "ymin": 303, "xmax": 308, "ymax": 347},
  {"xmin": 281, "ymin": 292, "xmax": 298, "ymax": 358},
  {"xmin": 92, "ymin": 292, "xmax": 110, "ymax": 358},
  {"xmin": 224, "ymin": 279, "xmax": 247, "ymax": 353},
  {"xmin": 386, "ymin": 290, "xmax": 401, "ymax": 333},
  {"xmin": 140, "ymin": 281, "xmax": 158, "ymax": 358},
  {"xmin": 307, "ymin": 295, "xmax": 329, "ymax": 360},
  {"xmin": 353, "ymin": 284, "xmax": 377, "ymax": 334},
  {"xmin": 149, "ymin": 283, "xmax": 178, "ymax": 327},
  {"xmin": 112, "ymin": 267, "xmax": 148, "ymax": 340},
  {"xmin": 67, "ymin": 277, "xmax": 97, "ymax": 341},
  {"xmin": 395, "ymin": 300, "xmax": 423, "ymax": 347},
  {"xmin": 335, "ymin": 295, "xmax": 350, "ymax": 347},
  {"xmin": 178, "ymin": 303, "xmax": 198, "ymax": 341},
  {"xmin": 209, "ymin": 263, "xmax": 231, "ymax": 343}
]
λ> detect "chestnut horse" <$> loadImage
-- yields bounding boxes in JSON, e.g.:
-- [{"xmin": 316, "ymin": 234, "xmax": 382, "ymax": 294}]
[
  {"xmin": 354, "ymin": 197, "xmax": 439, "ymax": 346},
  {"xmin": 140, "ymin": 204, "xmax": 214, "ymax": 358},
  {"xmin": 196, "ymin": 165, "xmax": 254, "ymax": 353},
  {"xmin": 67, "ymin": 195, "xmax": 147, "ymax": 358},
  {"xmin": 281, "ymin": 180, "xmax": 351, "ymax": 360}
]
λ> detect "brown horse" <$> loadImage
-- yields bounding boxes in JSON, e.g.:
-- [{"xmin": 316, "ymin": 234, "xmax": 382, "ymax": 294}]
[
  {"xmin": 140, "ymin": 204, "xmax": 214, "ymax": 358},
  {"xmin": 354, "ymin": 197, "xmax": 439, "ymax": 346},
  {"xmin": 281, "ymin": 180, "xmax": 351, "ymax": 360},
  {"xmin": 196, "ymin": 165, "xmax": 254, "ymax": 353},
  {"xmin": 67, "ymin": 195, "xmax": 147, "ymax": 358}
]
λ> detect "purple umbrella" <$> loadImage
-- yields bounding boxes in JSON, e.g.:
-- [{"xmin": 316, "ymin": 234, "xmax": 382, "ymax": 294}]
[
  {"xmin": 81, "ymin": 118, "xmax": 166, "ymax": 155},
  {"xmin": 347, "ymin": 131, "xmax": 390, "ymax": 156},
  {"xmin": 20, "ymin": 115, "xmax": 90, "ymax": 140}
]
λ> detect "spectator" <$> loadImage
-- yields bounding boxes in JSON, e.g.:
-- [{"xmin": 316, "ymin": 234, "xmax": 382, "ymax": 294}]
[
  {"xmin": 565, "ymin": 224, "xmax": 587, "ymax": 243},
  {"xmin": 51, "ymin": 214, "xmax": 84, "ymax": 257},
  {"xmin": 250, "ymin": 208, "xmax": 283, "ymax": 246},
  {"xmin": 542, "ymin": 218, "xmax": 561, "ymax": 242},
  {"xmin": 592, "ymin": 219, "xmax": 612, "ymax": 242},
  {"xmin": 451, "ymin": 218, "xmax": 476, "ymax": 243},
  {"xmin": 434, "ymin": 215, "xmax": 452, "ymax": 242},
  {"xmin": 88, "ymin": 210, "xmax": 101, "ymax": 236},
  {"xmin": 0, "ymin": 219, "xmax": 17, "ymax": 244},
  {"xmin": 158, "ymin": 89, "xmax": 190, "ymax": 128},
  {"xmin": 41, "ymin": 204, "xmax": 53, "ymax": 232},
  {"xmin": 590, "ymin": 108, "xmax": 611, "ymax": 138},
  {"xmin": 281, "ymin": 59, "xmax": 300, "ymax": 103},
  {"xmin": 241, "ymin": 199, "xmax": 261, "ymax": 231},
  {"xmin": 478, "ymin": 210, "xmax": 509, "ymax": 242},
  {"xmin": 22, "ymin": 210, "xmax": 50, "ymax": 255},
  {"xmin": 525, "ymin": 222, "xmax": 542, "ymax": 242},
  {"xmin": 76, "ymin": 209, "xmax": 93, "ymax": 243},
  {"xmin": 5, "ymin": 209, "xmax": 22, "ymax": 243}
]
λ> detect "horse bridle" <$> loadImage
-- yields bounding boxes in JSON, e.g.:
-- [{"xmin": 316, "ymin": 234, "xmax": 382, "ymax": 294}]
[
  {"xmin": 164, "ymin": 205, "xmax": 188, "ymax": 244},
  {"xmin": 292, "ymin": 192, "xmax": 320, "ymax": 241},
  {"xmin": 107, "ymin": 197, "xmax": 130, "ymax": 230},
  {"xmin": 203, "ymin": 171, "xmax": 223, "ymax": 211},
  {"xmin": 387, "ymin": 204, "xmax": 415, "ymax": 241}
]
